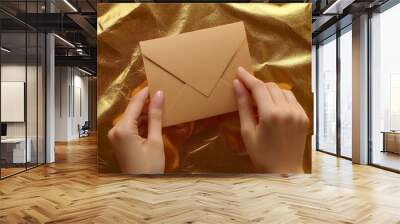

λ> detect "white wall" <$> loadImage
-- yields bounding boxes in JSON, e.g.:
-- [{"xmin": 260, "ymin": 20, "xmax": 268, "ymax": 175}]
[
  {"xmin": 54, "ymin": 67, "xmax": 89, "ymax": 141},
  {"xmin": 73, "ymin": 73, "xmax": 89, "ymax": 137},
  {"xmin": 1, "ymin": 65, "xmax": 26, "ymax": 139},
  {"xmin": 1, "ymin": 63, "xmax": 46, "ymax": 164},
  {"xmin": 1, "ymin": 64, "xmax": 39, "ymax": 138},
  {"xmin": 1, "ymin": 82, "xmax": 25, "ymax": 122},
  {"xmin": 55, "ymin": 67, "xmax": 69, "ymax": 141}
]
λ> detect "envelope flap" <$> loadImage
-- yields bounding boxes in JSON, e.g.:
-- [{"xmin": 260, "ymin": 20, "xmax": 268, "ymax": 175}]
[{"xmin": 140, "ymin": 22, "xmax": 246, "ymax": 96}]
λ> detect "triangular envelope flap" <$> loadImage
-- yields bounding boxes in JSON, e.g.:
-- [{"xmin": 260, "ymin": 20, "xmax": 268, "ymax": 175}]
[{"xmin": 140, "ymin": 22, "xmax": 246, "ymax": 96}]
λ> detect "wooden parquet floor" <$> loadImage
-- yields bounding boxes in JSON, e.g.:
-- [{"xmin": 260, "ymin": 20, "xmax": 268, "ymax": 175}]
[{"xmin": 1, "ymin": 135, "xmax": 400, "ymax": 224}]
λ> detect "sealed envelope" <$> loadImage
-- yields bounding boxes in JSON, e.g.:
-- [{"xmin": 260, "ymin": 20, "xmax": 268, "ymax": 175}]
[{"xmin": 139, "ymin": 22, "xmax": 253, "ymax": 127}]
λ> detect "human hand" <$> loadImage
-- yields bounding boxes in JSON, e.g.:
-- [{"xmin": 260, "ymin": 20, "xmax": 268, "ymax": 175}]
[
  {"xmin": 233, "ymin": 67, "xmax": 309, "ymax": 173},
  {"xmin": 108, "ymin": 87, "xmax": 165, "ymax": 174}
]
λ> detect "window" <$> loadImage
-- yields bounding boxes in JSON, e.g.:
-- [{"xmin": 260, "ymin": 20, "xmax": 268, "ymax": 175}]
[
  {"xmin": 312, "ymin": 45, "xmax": 317, "ymax": 151},
  {"xmin": 370, "ymin": 3, "xmax": 400, "ymax": 171},
  {"xmin": 339, "ymin": 27, "xmax": 352, "ymax": 158},
  {"xmin": 317, "ymin": 36, "xmax": 337, "ymax": 154},
  {"xmin": 0, "ymin": 1, "xmax": 46, "ymax": 179}
]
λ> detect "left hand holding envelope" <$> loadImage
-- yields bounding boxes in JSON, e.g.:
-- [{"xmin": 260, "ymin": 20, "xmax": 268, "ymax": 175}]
[
  {"xmin": 108, "ymin": 87, "xmax": 165, "ymax": 174},
  {"xmin": 108, "ymin": 67, "xmax": 309, "ymax": 174}
]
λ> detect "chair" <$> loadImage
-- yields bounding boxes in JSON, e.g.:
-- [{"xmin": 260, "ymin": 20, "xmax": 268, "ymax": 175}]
[{"xmin": 79, "ymin": 121, "xmax": 90, "ymax": 138}]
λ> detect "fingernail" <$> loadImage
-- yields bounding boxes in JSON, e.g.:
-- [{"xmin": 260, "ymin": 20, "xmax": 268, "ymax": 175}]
[
  {"xmin": 232, "ymin": 79, "xmax": 243, "ymax": 96},
  {"xmin": 152, "ymin": 90, "xmax": 164, "ymax": 108},
  {"xmin": 237, "ymin": 66, "xmax": 245, "ymax": 75}
]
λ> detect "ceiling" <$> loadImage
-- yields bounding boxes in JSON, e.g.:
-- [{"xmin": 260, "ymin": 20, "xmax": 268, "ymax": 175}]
[
  {"xmin": 0, "ymin": 0, "xmax": 96, "ymax": 14},
  {"xmin": 1, "ymin": 0, "xmax": 396, "ymax": 74},
  {"xmin": 1, "ymin": 32, "xmax": 45, "ymax": 60},
  {"xmin": 0, "ymin": 0, "xmax": 96, "ymax": 74}
]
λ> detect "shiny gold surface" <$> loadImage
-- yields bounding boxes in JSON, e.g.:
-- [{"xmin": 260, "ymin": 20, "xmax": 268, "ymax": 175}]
[{"xmin": 97, "ymin": 3, "xmax": 312, "ymax": 173}]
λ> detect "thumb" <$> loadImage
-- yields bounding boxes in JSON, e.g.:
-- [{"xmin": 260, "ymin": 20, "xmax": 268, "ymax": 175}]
[
  {"xmin": 147, "ymin": 90, "xmax": 164, "ymax": 144},
  {"xmin": 233, "ymin": 79, "xmax": 256, "ymax": 139}
]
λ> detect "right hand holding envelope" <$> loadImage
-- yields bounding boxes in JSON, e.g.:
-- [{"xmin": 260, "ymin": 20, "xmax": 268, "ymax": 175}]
[{"xmin": 233, "ymin": 67, "xmax": 309, "ymax": 173}]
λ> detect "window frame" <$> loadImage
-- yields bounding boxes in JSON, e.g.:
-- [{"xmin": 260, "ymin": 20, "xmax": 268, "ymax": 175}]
[
  {"xmin": 315, "ymin": 24, "xmax": 353, "ymax": 160},
  {"xmin": 0, "ymin": 0, "xmax": 48, "ymax": 180},
  {"xmin": 367, "ymin": 1, "xmax": 400, "ymax": 173}
]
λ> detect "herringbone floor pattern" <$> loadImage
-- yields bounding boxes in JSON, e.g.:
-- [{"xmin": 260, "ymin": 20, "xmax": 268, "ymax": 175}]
[{"xmin": 1, "ymin": 135, "xmax": 400, "ymax": 223}]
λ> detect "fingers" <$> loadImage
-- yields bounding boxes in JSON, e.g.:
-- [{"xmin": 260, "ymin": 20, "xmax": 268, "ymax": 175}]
[
  {"xmin": 236, "ymin": 67, "xmax": 273, "ymax": 115},
  {"xmin": 236, "ymin": 66, "xmax": 307, "ymax": 124},
  {"xmin": 265, "ymin": 82, "xmax": 288, "ymax": 105},
  {"xmin": 123, "ymin": 87, "xmax": 149, "ymax": 125},
  {"xmin": 282, "ymin": 89, "xmax": 297, "ymax": 104},
  {"xmin": 283, "ymin": 90, "xmax": 309, "ymax": 127},
  {"xmin": 233, "ymin": 79, "xmax": 256, "ymax": 137},
  {"xmin": 282, "ymin": 90, "xmax": 305, "ymax": 113},
  {"xmin": 147, "ymin": 90, "xmax": 164, "ymax": 143}
]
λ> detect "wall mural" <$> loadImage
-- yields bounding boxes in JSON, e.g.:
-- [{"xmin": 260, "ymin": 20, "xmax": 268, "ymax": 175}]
[{"xmin": 97, "ymin": 3, "xmax": 312, "ymax": 174}]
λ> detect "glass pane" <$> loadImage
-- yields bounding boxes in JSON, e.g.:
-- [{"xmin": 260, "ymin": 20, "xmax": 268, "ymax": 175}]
[
  {"xmin": 1, "ymin": 31, "xmax": 27, "ymax": 177},
  {"xmin": 371, "ymin": 4, "xmax": 400, "ymax": 171},
  {"xmin": 0, "ymin": 1, "xmax": 46, "ymax": 178},
  {"xmin": 312, "ymin": 45, "xmax": 317, "ymax": 151},
  {"xmin": 26, "ymin": 0, "xmax": 39, "ymax": 170},
  {"xmin": 340, "ymin": 29, "xmax": 352, "ymax": 158},
  {"xmin": 38, "ymin": 33, "xmax": 45, "ymax": 165},
  {"xmin": 27, "ymin": 31, "xmax": 38, "ymax": 169},
  {"xmin": 317, "ymin": 36, "xmax": 337, "ymax": 154}
]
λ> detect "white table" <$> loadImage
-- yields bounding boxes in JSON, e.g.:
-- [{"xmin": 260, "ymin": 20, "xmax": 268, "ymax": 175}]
[{"xmin": 1, "ymin": 138, "xmax": 31, "ymax": 163}]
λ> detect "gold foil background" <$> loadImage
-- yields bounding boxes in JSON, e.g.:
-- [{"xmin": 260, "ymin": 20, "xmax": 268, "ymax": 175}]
[{"xmin": 97, "ymin": 3, "xmax": 312, "ymax": 173}]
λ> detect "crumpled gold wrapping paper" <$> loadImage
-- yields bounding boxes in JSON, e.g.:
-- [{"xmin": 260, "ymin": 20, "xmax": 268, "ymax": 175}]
[{"xmin": 97, "ymin": 3, "xmax": 312, "ymax": 173}]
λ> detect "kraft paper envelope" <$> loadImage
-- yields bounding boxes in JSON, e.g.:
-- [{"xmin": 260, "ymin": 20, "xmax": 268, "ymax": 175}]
[{"xmin": 140, "ymin": 22, "xmax": 253, "ymax": 127}]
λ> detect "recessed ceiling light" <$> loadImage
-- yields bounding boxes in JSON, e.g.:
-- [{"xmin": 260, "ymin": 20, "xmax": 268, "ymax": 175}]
[
  {"xmin": 77, "ymin": 67, "xmax": 93, "ymax": 76},
  {"xmin": 54, "ymin": 34, "xmax": 75, "ymax": 48},
  {"xmin": 1, "ymin": 47, "xmax": 11, "ymax": 53},
  {"xmin": 323, "ymin": 0, "xmax": 354, "ymax": 15},
  {"xmin": 63, "ymin": 0, "xmax": 78, "ymax": 12}
]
